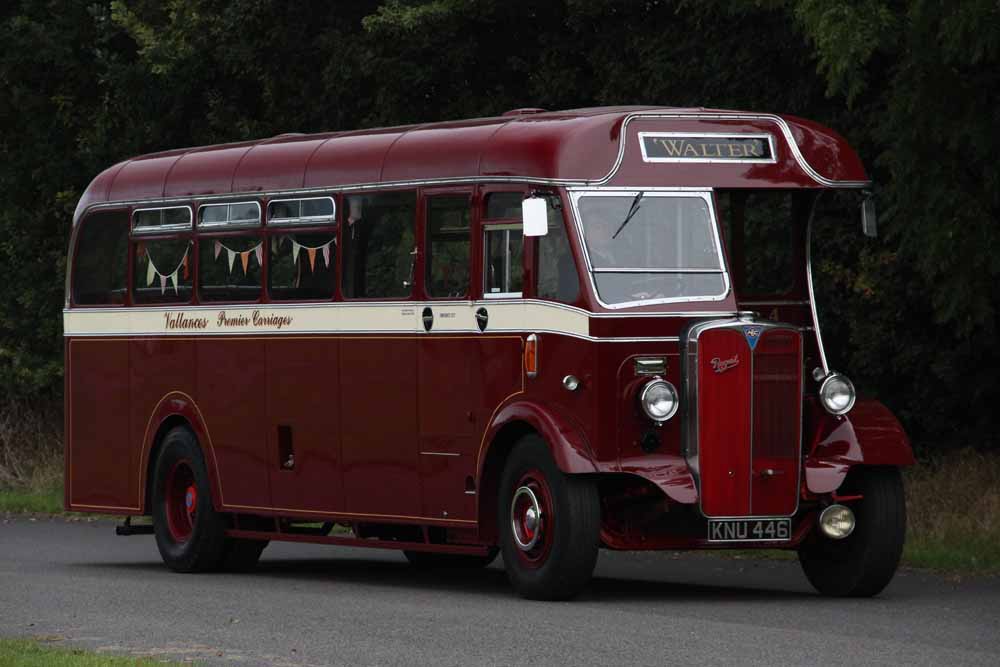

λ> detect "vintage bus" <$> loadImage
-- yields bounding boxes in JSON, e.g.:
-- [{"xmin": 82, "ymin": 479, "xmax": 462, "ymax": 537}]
[{"xmin": 65, "ymin": 106, "xmax": 913, "ymax": 600}]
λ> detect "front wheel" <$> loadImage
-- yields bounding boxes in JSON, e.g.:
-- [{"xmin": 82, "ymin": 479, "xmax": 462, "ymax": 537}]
[
  {"xmin": 498, "ymin": 435, "xmax": 600, "ymax": 600},
  {"xmin": 799, "ymin": 467, "xmax": 906, "ymax": 597}
]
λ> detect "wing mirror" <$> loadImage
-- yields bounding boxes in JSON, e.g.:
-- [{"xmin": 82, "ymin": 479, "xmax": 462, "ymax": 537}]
[
  {"xmin": 861, "ymin": 191, "xmax": 877, "ymax": 238},
  {"xmin": 522, "ymin": 197, "xmax": 549, "ymax": 237}
]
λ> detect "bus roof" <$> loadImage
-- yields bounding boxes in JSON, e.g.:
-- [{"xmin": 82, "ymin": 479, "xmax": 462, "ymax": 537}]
[{"xmin": 74, "ymin": 106, "xmax": 869, "ymax": 224}]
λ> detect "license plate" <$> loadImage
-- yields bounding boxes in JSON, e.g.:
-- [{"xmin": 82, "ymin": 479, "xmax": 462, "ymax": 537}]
[{"xmin": 707, "ymin": 518, "xmax": 791, "ymax": 542}]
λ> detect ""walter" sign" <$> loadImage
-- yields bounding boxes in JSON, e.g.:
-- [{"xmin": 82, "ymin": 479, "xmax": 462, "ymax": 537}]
[{"xmin": 639, "ymin": 133, "xmax": 774, "ymax": 162}]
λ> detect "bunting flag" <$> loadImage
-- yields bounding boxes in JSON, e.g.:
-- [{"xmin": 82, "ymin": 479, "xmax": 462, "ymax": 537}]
[
  {"xmin": 143, "ymin": 247, "xmax": 189, "ymax": 295},
  {"xmin": 287, "ymin": 238, "xmax": 334, "ymax": 274},
  {"xmin": 213, "ymin": 240, "xmax": 264, "ymax": 277}
]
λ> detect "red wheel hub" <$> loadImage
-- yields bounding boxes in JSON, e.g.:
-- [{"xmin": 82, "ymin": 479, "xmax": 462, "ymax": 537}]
[
  {"xmin": 509, "ymin": 469, "xmax": 554, "ymax": 568},
  {"xmin": 164, "ymin": 460, "xmax": 197, "ymax": 543}
]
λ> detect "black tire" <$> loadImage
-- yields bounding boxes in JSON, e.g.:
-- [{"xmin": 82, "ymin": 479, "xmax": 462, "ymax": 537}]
[
  {"xmin": 498, "ymin": 435, "xmax": 600, "ymax": 600},
  {"xmin": 799, "ymin": 467, "xmax": 906, "ymax": 597},
  {"xmin": 402, "ymin": 548, "xmax": 499, "ymax": 569},
  {"xmin": 151, "ymin": 426, "xmax": 228, "ymax": 572}
]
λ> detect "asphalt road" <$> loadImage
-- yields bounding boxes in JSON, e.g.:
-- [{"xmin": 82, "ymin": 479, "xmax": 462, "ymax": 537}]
[{"xmin": 1, "ymin": 517, "xmax": 998, "ymax": 666}]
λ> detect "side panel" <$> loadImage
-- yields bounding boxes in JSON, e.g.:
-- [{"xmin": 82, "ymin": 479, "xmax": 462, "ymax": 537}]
[
  {"xmin": 418, "ymin": 336, "xmax": 479, "ymax": 521},
  {"xmin": 340, "ymin": 337, "xmax": 420, "ymax": 517},
  {"xmin": 265, "ymin": 338, "xmax": 342, "ymax": 514},
  {"xmin": 130, "ymin": 338, "xmax": 197, "ymax": 507},
  {"xmin": 697, "ymin": 329, "xmax": 752, "ymax": 516},
  {"xmin": 196, "ymin": 339, "xmax": 270, "ymax": 510},
  {"xmin": 67, "ymin": 339, "xmax": 134, "ymax": 510}
]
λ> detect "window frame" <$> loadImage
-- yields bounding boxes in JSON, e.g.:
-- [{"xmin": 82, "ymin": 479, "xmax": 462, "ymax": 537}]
[
  {"xmin": 267, "ymin": 196, "xmax": 337, "ymax": 227},
  {"xmin": 264, "ymin": 193, "xmax": 339, "ymax": 303},
  {"xmin": 196, "ymin": 227, "xmax": 266, "ymax": 304},
  {"xmin": 422, "ymin": 189, "xmax": 473, "ymax": 301},
  {"xmin": 340, "ymin": 189, "xmax": 419, "ymax": 302},
  {"xmin": 131, "ymin": 205, "xmax": 193, "ymax": 235},
  {"xmin": 482, "ymin": 222, "xmax": 524, "ymax": 299},
  {"xmin": 71, "ymin": 209, "xmax": 132, "ymax": 308},
  {"xmin": 197, "ymin": 200, "xmax": 262, "ymax": 230}
]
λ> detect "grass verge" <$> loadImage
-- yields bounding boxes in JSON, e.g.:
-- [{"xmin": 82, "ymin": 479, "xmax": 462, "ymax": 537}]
[
  {"xmin": 0, "ymin": 638, "xmax": 189, "ymax": 666},
  {"xmin": 903, "ymin": 448, "xmax": 1000, "ymax": 573}
]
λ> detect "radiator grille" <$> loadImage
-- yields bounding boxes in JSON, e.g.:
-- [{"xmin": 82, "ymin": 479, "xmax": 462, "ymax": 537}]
[{"xmin": 752, "ymin": 329, "xmax": 802, "ymax": 461}]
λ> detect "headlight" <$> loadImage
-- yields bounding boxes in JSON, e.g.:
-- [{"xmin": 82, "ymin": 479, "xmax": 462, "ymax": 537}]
[
  {"xmin": 819, "ymin": 372, "xmax": 856, "ymax": 415},
  {"xmin": 640, "ymin": 379, "xmax": 679, "ymax": 422}
]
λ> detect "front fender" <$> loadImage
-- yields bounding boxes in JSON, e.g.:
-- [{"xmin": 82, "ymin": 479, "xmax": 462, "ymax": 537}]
[
  {"xmin": 477, "ymin": 399, "xmax": 598, "ymax": 477},
  {"xmin": 804, "ymin": 398, "xmax": 915, "ymax": 494}
]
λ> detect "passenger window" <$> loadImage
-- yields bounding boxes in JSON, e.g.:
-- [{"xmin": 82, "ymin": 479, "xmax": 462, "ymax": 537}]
[
  {"xmin": 341, "ymin": 191, "xmax": 416, "ymax": 299},
  {"xmin": 133, "ymin": 206, "xmax": 192, "ymax": 233},
  {"xmin": 269, "ymin": 232, "xmax": 336, "ymax": 300},
  {"xmin": 484, "ymin": 226, "xmax": 523, "ymax": 297},
  {"xmin": 134, "ymin": 238, "xmax": 193, "ymax": 304},
  {"xmin": 537, "ymin": 201, "xmax": 579, "ymax": 303},
  {"xmin": 73, "ymin": 212, "xmax": 129, "ymax": 305},
  {"xmin": 199, "ymin": 234, "xmax": 262, "ymax": 302},
  {"xmin": 485, "ymin": 192, "xmax": 523, "ymax": 220},
  {"xmin": 199, "ymin": 201, "xmax": 261, "ymax": 228},
  {"xmin": 268, "ymin": 197, "xmax": 336, "ymax": 225},
  {"xmin": 425, "ymin": 196, "xmax": 470, "ymax": 298}
]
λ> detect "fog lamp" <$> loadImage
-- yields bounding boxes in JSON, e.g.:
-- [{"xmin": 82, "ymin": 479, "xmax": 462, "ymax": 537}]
[
  {"xmin": 819, "ymin": 504, "xmax": 856, "ymax": 540},
  {"xmin": 819, "ymin": 372, "xmax": 856, "ymax": 415},
  {"xmin": 639, "ymin": 379, "xmax": 679, "ymax": 423}
]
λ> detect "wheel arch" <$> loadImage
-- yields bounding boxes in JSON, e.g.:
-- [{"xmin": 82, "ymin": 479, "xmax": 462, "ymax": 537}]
[
  {"xmin": 475, "ymin": 400, "xmax": 597, "ymax": 544},
  {"xmin": 139, "ymin": 392, "xmax": 222, "ymax": 514},
  {"xmin": 804, "ymin": 398, "xmax": 915, "ymax": 495}
]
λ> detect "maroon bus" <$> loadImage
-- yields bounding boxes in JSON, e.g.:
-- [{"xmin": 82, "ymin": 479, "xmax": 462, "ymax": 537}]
[{"xmin": 65, "ymin": 106, "xmax": 913, "ymax": 599}]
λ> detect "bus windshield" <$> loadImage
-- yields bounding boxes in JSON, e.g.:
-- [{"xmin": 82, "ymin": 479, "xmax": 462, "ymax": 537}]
[{"xmin": 574, "ymin": 192, "xmax": 727, "ymax": 306}]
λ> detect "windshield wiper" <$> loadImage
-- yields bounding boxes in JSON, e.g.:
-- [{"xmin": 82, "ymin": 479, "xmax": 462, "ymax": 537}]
[{"xmin": 611, "ymin": 191, "xmax": 644, "ymax": 239}]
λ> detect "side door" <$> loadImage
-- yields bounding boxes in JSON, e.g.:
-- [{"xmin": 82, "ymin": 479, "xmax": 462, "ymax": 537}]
[
  {"xmin": 417, "ymin": 188, "xmax": 480, "ymax": 521},
  {"xmin": 338, "ymin": 190, "xmax": 422, "ymax": 518}
]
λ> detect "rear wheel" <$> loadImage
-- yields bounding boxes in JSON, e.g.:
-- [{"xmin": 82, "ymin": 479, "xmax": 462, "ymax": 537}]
[
  {"xmin": 152, "ymin": 426, "xmax": 227, "ymax": 572},
  {"xmin": 152, "ymin": 426, "xmax": 267, "ymax": 573},
  {"xmin": 498, "ymin": 435, "xmax": 600, "ymax": 600},
  {"xmin": 799, "ymin": 467, "xmax": 906, "ymax": 597},
  {"xmin": 402, "ymin": 548, "xmax": 499, "ymax": 569}
]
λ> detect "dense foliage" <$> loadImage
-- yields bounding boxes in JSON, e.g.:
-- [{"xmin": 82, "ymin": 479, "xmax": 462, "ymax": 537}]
[{"xmin": 2, "ymin": 0, "xmax": 997, "ymax": 453}]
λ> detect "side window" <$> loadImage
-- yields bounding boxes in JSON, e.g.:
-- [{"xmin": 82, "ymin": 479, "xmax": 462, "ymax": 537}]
[
  {"xmin": 485, "ymin": 192, "xmax": 523, "ymax": 219},
  {"xmin": 342, "ymin": 191, "xmax": 416, "ymax": 299},
  {"xmin": 537, "ymin": 200, "xmax": 579, "ymax": 303},
  {"xmin": 134, "ymin": 238, "xmax": 193, "ymax": 304},
  {"xmin": 269, "ymin": 232, "xmax": 336, "ymax": 300},
  {"xmin": 484, "ymin": 226, "xmax": 523, "ymax": 297},
  {"xmin": 73, "ymin": 212, "xmax": 129, "ymax": 305},
  {"xmin": 199, "ymin": 234, "xmax": 262, "ymax": 302},
  {"xmin": 716, "ymin": 190, "xmax": 794, "ymax": 296},
  {"xmin": 425, "ymin": 195, "xmax": 470, "ymax": 298}
]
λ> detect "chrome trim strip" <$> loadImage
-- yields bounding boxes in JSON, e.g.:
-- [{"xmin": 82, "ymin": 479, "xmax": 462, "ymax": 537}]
[
  {"xmin": 592, "ymin": 268, "xmax": 724, "ymax": 274},
  {"xmin": 739, "ymin": 299, "xmax": 810, "ymax": 307},
  {"xmin": 568, "ymin": 189, "xmax": 732, "ymax": 309},
  {"xmin": 805, "ymin": 197, "xmax": 829, "ymax": 374},
  {"xmin": 419, "ymin": 451, "xmax": 460, "ymax": 457},
  {"xmin": 636, "ymin": 131, "xmax": 777, "ymax": 165}
]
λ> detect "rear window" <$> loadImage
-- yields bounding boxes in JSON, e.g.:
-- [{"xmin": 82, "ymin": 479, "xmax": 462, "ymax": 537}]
[{"xmin": 73, "ymin": 211, "xmax": 129, "ymax": 305}]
